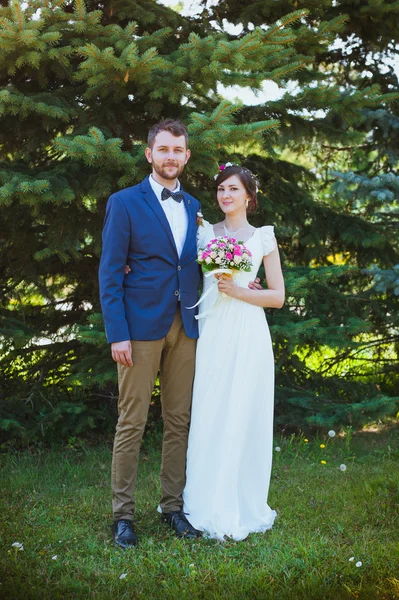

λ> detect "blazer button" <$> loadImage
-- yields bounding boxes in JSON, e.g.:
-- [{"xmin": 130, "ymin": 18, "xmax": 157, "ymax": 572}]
[
  {"xmin": 174, "ymin": 290, "xmax": 179, "ymax": 296},
  {"xmin": 177, "ymin": 266, "xmax": 181, "ymax": 271}
]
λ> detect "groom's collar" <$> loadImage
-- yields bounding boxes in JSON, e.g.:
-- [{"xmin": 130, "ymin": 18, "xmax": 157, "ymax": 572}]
[{"xmin": 149, "ymin": 174, "xmax": 181, "ymax": 202}]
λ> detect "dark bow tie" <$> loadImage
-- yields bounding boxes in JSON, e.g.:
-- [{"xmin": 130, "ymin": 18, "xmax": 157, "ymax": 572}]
[{"xmin": 161, "ymin": 188, "xmax": 184, "ymax": 203}]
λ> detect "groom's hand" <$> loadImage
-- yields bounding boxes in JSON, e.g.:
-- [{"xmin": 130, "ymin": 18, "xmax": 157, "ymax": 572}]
[
  {"xmin": 248, "ymin": 277, "xmax": 263, "ymax": 290},
  {"xmin": 111, "ymin": 341, "xmax": 133, "ymax": 367}
]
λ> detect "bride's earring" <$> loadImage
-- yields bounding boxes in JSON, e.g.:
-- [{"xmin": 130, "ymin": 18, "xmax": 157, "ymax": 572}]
[{"xmin": 245, "ymin": 198, "xmax": 249, "ymax": 208}]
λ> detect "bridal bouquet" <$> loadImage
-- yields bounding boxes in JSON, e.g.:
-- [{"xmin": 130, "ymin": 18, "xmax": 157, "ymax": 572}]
[
  {"xmin": 197, "ymin": 237, "xmax": 253, "ymax": 273},
  {"xmin": 188, "ymin": 237, "xmax": 253, "ymax": 318}
]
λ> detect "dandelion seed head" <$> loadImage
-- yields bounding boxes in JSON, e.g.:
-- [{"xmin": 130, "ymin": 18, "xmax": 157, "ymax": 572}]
[
  {"xmin": 349, "ymin": 556, "xmax": 354, "ymax": 561},
  {"xmin": 275, "ymin": 447, "xmax": 281, "ymax": 452},
  {"xmin": 328, "ymin": 430, "xmax": 336, "ymax": 438},
  {"xmin": 340, "ymin": 464, "xmax": 347, "ymax": 471},
  {"xmin": 356, "ymin": 561, "xmax": 362, "ymax": 567}
]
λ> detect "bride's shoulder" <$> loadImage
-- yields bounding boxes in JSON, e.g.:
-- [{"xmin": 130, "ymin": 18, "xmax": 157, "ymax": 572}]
[
  {"xmin": 197, "ymin": 218, "xmax": 214, "ymax": 247},
  {"xmin": 198, "ymin": 218, "xmax": 214, "ymax": 232}
]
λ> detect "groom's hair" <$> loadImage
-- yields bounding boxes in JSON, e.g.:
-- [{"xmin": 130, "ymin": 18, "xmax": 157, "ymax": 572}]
[{"xmin": 147, "ymin": 119, "xmax": 189, "ymax": 149}]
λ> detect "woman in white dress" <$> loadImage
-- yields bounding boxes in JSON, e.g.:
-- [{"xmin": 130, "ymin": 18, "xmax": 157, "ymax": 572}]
[{"xmin": 183, "ymin": 164, "xmax": 285, "ymax": 541}]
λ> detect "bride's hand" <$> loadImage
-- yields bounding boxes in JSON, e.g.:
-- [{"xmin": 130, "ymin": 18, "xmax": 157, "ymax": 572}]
[{"xmin": 217, "ymin": 275, "xmax": 239, "ymax": 298}]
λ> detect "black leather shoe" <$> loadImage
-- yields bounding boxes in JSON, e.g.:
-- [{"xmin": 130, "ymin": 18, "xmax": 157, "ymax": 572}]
[
  {"xmin": 161, "ymin": 510, "xmax": 200, "ymax": 539},
  {"xmin": 112, "ymin": 519, "xmax": 138, "ymax": 548}
]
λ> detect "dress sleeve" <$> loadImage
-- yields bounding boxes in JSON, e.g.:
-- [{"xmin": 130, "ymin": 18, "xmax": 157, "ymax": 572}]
[
  {"xmin": 197, "ymin": 219, "xmax": 212, "ymax": 251},
  {"xmin": 261, "ymin": 225, "xmax": 277, "ymax": 256}
]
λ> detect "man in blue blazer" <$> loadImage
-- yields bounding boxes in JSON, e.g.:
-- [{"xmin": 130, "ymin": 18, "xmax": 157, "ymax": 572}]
[{"xmin": 99, "ymin": 120, "xmax": 201, "ymax": 547}]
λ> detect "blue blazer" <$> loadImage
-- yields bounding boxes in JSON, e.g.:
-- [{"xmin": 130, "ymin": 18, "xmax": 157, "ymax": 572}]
[{"xmin": 99, "ymin": 176, "xmax": 201, "ymax": 343}]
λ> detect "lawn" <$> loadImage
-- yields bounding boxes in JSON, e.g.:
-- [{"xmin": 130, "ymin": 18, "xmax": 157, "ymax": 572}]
[{"xmin": 0, "ymin": 424, "xmax": 398, "ymax": 599}]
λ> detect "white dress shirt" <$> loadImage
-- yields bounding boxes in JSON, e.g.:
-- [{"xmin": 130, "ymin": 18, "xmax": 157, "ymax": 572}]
[{"xmin": 149, "ymin": 175, "xmax": 188, "ymax": 257}]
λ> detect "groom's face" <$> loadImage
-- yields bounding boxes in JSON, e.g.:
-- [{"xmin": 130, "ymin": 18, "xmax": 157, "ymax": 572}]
[{"xmin": 145, "ymin": 130, "xmax": 190, "ymax": 181}]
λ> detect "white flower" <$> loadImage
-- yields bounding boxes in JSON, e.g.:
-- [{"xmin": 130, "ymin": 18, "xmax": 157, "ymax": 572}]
[
  {"xmin": 52, "ymin": 555, "xmax": 58, "ymax": 560},
  {"xmin": 225, "ymin": 162, "xmax": 232, "ymax": 167},
  {"xmin": 215, "ymin": 257, "xmax": 221, "ymax": 264},
  {"xmin": 218, "ymin": 251, "xmax": 224, "ymax": 258},
  {"xmin": 356, "ymin": 561, "xmax": 362, "ymax": 568},
  {"xmin": 11, "ymin": 542, "xmax": 24, "ymax": 551},
  {"xmin": 211, "ymin": 244, "xmax": 217, "ymax": 250},
  {"xmin": 328, "ymin": 430, "xmax": 336, "ymax": 437},
  {"xmin": 205, "ymin": 257, "xmax": 212, "ymax": 264},
  {"xmin": 340, "ymin": 464, "xmax": 347, "ymax": 471},
  {"xmin": 234, "ymin": 255, "xmax": 242, "ymax": 264},
  {"xmin": 275, "ymin": 447, "xmax": 281, "ymax": 452},
  {"xmin": 119, "ymin": 573, "xmax": 127, "ymax": 580},
  {"xmin": 210, "ymin": 252, "xmax": 217, "ymax": 259},
  {"xmin": 349, "ymin": 556, "xmax": 355, "ymax": 562}
]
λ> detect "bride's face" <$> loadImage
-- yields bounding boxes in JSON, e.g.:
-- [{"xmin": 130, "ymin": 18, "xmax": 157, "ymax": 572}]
[{"xmin": 217, "ymin": 175, "xmax": 249, "ymax": 216}]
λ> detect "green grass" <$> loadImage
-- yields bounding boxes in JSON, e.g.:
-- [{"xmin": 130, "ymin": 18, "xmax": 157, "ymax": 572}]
[{"xmin": 0, "ymin": 425, "xmax": 398, "ymax": 599}]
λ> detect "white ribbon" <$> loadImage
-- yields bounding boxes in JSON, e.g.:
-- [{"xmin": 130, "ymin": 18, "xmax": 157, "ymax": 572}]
[{"xmin": 186, "ymin": 269, "xmax": 234, "ymax": 320}]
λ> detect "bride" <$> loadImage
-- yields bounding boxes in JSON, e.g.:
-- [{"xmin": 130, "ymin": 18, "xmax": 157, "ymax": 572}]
[{"xmin": 183, "ymin": 163, "xmax": 285, "ymax": 541}]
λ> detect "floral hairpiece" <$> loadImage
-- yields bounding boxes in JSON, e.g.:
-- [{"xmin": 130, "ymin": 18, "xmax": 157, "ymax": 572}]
[
  {"xmin": 213, "ymin": 162, "xmax": 234, "ymax": 180},
  {"xmin": 214, "ymin": 162, "xmax": 260, "ymax": 193}
]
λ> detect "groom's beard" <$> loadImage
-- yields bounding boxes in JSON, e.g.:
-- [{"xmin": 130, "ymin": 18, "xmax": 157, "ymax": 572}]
[{"xmin": 152, "ymin": 160, "xmax": 185, "ymax": 180}]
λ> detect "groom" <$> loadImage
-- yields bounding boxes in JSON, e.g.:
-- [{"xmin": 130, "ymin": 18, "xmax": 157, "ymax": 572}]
[{"xmin": 99, "ymin": 119, "xmax": 202, "ymax": 547}]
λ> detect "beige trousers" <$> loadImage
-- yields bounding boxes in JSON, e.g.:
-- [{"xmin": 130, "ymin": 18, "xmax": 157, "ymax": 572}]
[{"xmin": 112, "ymin": 307, "xmax": 197, "ymax": 521}]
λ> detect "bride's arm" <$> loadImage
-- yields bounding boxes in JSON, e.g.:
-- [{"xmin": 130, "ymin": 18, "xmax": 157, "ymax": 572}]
[{"xmin": 217, "ymin": 247, "xmax": 285, "ymax": 308}]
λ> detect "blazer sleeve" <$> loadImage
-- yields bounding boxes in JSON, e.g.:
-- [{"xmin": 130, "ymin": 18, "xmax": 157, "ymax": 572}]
[{"xmin": 99, "ymin": 193, "xmax": 131, "ymax": 343}]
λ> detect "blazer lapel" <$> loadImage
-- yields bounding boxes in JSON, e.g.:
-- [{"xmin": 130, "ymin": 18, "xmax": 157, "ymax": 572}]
[
  {"xmin": 141, "ymin": 177, "xmax": 178, "ymax": 256},
  {"xmin": 181, "ymin": 192, "xmax": 197, "ymax": 259}
]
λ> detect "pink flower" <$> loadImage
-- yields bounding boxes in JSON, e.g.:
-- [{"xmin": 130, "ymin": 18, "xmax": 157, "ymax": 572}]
[
  {"xmin": 220, "ymin": 165, "xmax": 225, "ymax": 171},
  {"xmin": 218, "ymin": 243, "xmax": 226, "ymax": 248},
  {"xmin": 234, "ymin": 246, "xmax": 242, "ymax": 256},
  {"xmin": 226, "ymin": 252, "xmax": 233, "ymax": 260},
  {"xmin": 210, "ymin": 239, "xmax": 217, "ymax": 244}
]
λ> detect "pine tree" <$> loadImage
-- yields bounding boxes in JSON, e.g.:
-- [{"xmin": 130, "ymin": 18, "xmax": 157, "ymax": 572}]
[{"xmin": 0, "ymin": 0, "xmax": 397, "ymax": 443}]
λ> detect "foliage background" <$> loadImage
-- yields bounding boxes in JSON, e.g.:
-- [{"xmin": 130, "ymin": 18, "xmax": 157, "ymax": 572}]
[{"xmin": 0, "ymin": 0, "xmax": 398, "ymax": 445}]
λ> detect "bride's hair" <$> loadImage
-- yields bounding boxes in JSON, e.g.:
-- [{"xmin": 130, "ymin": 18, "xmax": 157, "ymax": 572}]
[{"xmin": 215, "ymin": 165, "xmax": 259, "ymax": 214}]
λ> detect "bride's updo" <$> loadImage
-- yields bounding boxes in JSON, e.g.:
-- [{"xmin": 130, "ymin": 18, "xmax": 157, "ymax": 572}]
[{"xmin": 215, "ymin": 165, "xmax": 259, "ymax": 214}]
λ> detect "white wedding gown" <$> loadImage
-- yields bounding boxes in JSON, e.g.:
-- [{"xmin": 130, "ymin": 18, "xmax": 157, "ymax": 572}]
[{"xmin": 183, "ymin": 221, "xmax": 277, "ymax": 541}]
